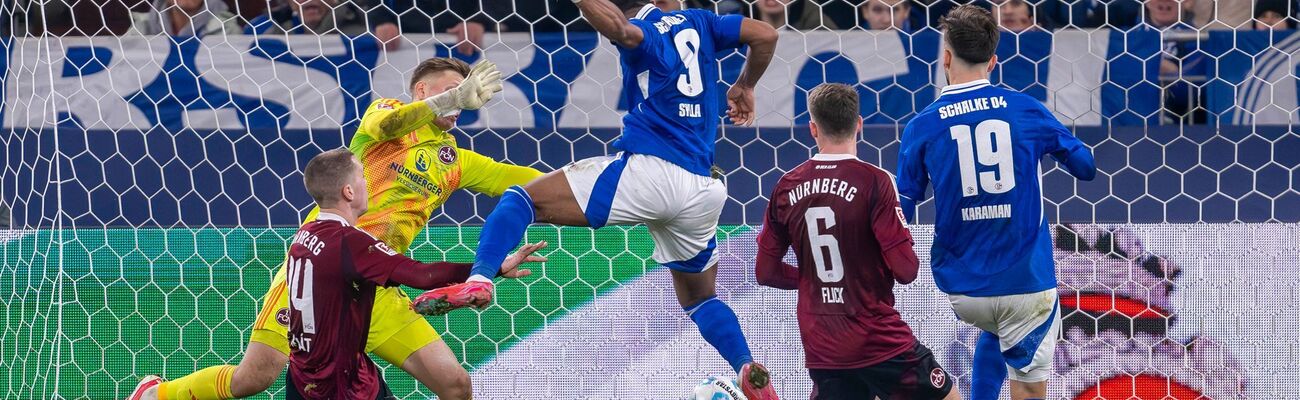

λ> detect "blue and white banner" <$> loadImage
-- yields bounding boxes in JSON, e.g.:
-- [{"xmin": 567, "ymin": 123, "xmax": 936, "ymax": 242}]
[
  {"xmin": 1207, "ymin": 30, "xmax": 1300, "ymax": 125},
  {"xmin": 2, "ymin": 30, "xmax": 1159, "ymax": 131}
]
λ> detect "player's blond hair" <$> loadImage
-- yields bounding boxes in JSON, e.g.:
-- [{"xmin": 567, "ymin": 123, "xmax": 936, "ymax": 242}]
[{"xmin": 408, "ymin": 58, "xmax": 472, "ymax": 91}]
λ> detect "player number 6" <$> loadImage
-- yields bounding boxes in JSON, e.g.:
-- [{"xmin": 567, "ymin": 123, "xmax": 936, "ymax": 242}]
[{"xmin": 804, "ymin": 207, "xmax": 844, "ymax": 283}]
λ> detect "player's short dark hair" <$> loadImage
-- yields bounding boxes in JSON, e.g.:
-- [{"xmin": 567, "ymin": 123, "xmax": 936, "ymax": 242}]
[
  {"xmin": 941, "ymin": 5, "xmax": 1000, "ymax": 65},
  {"xmin": 807, "ymin": 83, "xmax": 860, "ymax": 141},
  {"xmin": 408, "ymin": 57, "xmax": 472, "ymax": 91},
  {"xmin": 614, "ymin": 0, "xmax": 652, "ymax": 13},
  {"xmin": 303, "ymin": 148, "xmax": 359, "ymax": 207}
]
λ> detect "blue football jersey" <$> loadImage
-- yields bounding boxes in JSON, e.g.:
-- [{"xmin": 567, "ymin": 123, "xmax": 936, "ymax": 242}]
[
  {"xmin": 615, "ymin": 5, "xmax": 743, "ymax": 177},
  {"xmin": 896, "ymin": 79, "xmax": 1095, "ymax": 297}
]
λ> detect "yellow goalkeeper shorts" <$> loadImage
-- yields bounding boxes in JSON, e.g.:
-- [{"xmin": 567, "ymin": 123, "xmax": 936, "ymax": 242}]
[{"xmin": 249, "ymin": 265, "xmax": 440, "ymax": 367}]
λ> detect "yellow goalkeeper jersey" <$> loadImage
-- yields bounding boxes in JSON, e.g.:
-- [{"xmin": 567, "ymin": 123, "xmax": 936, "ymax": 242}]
[{"xmin": 306, "ymin": 98, "xmax": 542, "ymax": 253}]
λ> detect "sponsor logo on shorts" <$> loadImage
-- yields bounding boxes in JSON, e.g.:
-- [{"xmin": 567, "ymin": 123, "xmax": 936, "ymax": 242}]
[
  {"xmin": 439, "ymin": 145, "xmax": 457, "ymax": 165},
  {"xmin": 275, "ymin": 307, "xmax": 290, "ymax": 327},
  {"xmin": 930, "ymin": 367, "xmax": 946, "ymax": 388}
]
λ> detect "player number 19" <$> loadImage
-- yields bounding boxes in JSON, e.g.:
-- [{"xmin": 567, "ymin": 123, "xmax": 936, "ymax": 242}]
[
  {"xmin": 804, "ymin": 207, "xmax": 844, "ymax": 283},
  {"xmin": 949, "ymin": 119, "xmax": 1016, "ymax": 196}
]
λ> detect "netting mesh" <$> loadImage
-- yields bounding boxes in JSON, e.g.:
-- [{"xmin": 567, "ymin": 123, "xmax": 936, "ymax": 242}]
[{"xmin": 2, "ymin": 0, "xmax": 1299, "ymax": 398}]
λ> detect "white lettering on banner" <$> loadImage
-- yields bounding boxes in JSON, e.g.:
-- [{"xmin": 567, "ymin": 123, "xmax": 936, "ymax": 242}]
[
  {"xmin": 558, "ymin": 40, "xmax": 626, "ymax": 128},
  {"xmin": 429, "ymin": 35, "xmax": 536, "ymax": 129},
  {"xmin": 194, "ymin": 36, "xmax": 346, "ymax": 129},
  {"xmin": 1232, "ymin": 33, "xmax": 1300, "ymax": 125},
  {"xmin": 3, "ymin": 38, "xmax": 164, "ymax": 129},
  {"xmin": 749, "ymin": 32, "xmax": 911, "ymax": 127},
  {"xmin": 1044, "ymin": 30, "xmax": 1109, "ymax": 125},
  {"xmin": 3, "ymin": 32, "xmax": 1125, "ymax": 129}
]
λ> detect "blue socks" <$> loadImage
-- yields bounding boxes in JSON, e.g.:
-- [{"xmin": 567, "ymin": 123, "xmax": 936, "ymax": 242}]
[
  {"xmin": 471, "ymin": 186, "xmax": 535, "ymax": 280},
  {"xmin": 685, "ymin": 296, "xmax": 753, "ymax": 373},
  {"xmin": 477, "ymin": 187, "xmax": 755, "ymax": 375},
  {"xmin": 970, "ymin": 331, "xmax": 1008, "ymax": 400}
]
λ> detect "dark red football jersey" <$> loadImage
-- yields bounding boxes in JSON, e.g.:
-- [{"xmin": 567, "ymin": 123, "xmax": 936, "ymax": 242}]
[
  {"xmin": 756, "ymin": 153, "xmax": 920, "ymax": 369},
  {"xmin": 285, "ymin": 213, "xmax": 421, "ymax": 399}
]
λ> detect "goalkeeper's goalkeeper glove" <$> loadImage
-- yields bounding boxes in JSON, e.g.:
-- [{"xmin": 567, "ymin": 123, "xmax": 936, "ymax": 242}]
[{"xmin": 424, "ymin": 60, "xmax": 504, "ymax": 117}]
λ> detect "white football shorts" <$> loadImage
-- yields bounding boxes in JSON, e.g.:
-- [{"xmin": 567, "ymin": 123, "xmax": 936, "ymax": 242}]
[
  {"xmin": 948, "ymin": 288, "xmax": 1061, "ymax": 382},
  {"xmin": 563, "ymin": 152, "xmax": 725, "ymax": 273}
]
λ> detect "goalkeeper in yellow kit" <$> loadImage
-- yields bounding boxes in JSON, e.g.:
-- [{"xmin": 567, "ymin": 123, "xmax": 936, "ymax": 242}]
[{"xmin": 128, "ymin": 58, "xmax": 542, "ymax": 400}]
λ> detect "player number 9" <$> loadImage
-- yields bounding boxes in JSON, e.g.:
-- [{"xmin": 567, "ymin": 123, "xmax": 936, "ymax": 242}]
[{"xmin": 674, "ymin": 29, "xmax": 704, "ymax": 97}]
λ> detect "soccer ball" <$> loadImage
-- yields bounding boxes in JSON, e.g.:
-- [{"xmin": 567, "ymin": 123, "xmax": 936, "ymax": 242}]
[{"xmin": 690, "ymin": 376, "xmax": 748, "ymax": 400}]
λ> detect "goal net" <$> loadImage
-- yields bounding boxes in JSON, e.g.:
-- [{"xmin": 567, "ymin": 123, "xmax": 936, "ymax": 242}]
[{"xmin": 2, "ymin": 2, "xmax": 1297, "ymax": 398}]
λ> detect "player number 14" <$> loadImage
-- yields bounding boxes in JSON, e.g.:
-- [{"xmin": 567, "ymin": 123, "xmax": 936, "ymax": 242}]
[
  {"xmin": 949, "ymin": 119, "xmax": 1016, "ymax": 196},
  {"xmin": 286, "ymin": 256, "xmax": 316, "ymax": 334}
]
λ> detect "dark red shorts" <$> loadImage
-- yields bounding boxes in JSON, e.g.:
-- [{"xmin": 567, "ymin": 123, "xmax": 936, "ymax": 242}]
[
  {"xmin": 284, "ymin": 369, "xmax": 394, "ymax": 400},
  {"xmin": 809, "ymin": 342, "xmax": 954, "ymax": 400}
]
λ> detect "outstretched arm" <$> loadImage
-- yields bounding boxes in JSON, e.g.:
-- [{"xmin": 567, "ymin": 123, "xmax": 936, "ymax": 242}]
[
  {"xmin": 1036, "ymin": 103, "xmax": 1097, "ymax": 181},
  {"xmin": 455, "ymin": 148, "xmax": 544, "ymax": 196},
  {"xmin": 349, "ymin": 230, "xmax": 544, "ymax": 290},
  {"xmin": 1051, "ymin": 143, "xmax": 1097, "ymax": 181},
  {"xmin": 726, "ymin": 18, "xmax": 778, "ymax": 125},
  {"xmin": 359, "ymin": 61, "xmax": 504, "ymax": 142},
  {"xmin": 358, "ymin": 99, "xmax": 439, "ymax": 143},
  {"xmin": 348, "ymin": 231, "xmax": 473, "ymax": 289},
  {"xmin": 390, "ymin": 241, "xmax": 546, "ymax": 289},
  {"xmin": 574, "ymin": 0, "xmax": 644, "ymax": 48},
  {"xmin": 388, "ymin": 260, "xmax": 474, "ymax": 290}
]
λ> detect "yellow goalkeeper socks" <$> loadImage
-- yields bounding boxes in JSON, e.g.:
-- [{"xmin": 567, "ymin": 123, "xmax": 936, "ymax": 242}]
[{"xmin": 157, "ymin": 365, "xmax": 236, "ymax": 400}]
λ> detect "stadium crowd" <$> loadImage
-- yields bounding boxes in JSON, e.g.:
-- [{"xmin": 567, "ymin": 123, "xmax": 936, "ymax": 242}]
[
  {"xmin": 7, "ymin": 0, "xmax": 1296, "ymax": 38},
  {"xmin": 2, "ymin": 0, "xmax": 1296, "ymax": 124}
]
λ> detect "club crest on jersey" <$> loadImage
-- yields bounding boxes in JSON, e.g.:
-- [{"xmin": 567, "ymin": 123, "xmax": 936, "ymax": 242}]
[
  {"xmin": 438, "ymin": 146, "xmax": 457, "ymax": 165},
  {"xmin": 275, "ymin": 307, "xmax": 290, "ymax": 327},
  {"xmin": 414, "ymin": 149, "xmax": 431, "ymax": 172},
  {"xmin": 930, "ymin": 368, "xmax": 946, "ymax": 388}
]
